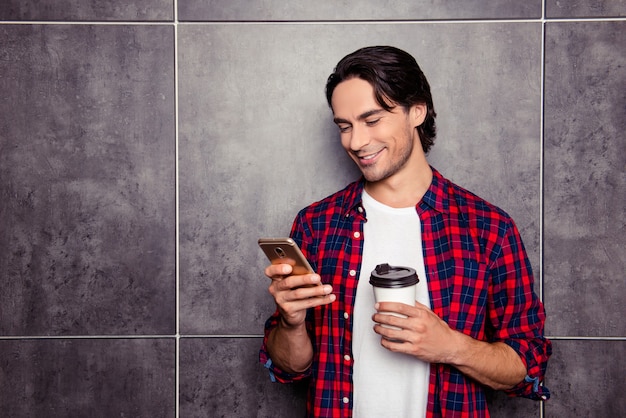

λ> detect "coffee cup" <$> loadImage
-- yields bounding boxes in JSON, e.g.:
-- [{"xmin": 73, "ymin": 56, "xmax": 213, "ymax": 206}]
[{"xmin": 369, "ymin": 263, "xmax": 419, "ymax": 329}]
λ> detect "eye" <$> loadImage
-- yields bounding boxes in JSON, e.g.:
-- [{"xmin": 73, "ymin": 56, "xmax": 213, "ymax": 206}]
[
  {"xmin": 365, "ymin": 118, "xmax": 380, "ymax": 127},
  {"xmin": 338, "ymin": 124, "xmax": 352, "ymax": 133}
]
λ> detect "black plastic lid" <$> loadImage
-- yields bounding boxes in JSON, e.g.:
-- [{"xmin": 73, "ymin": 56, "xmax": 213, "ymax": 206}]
[{"xmin": 369, "ymin": 263, "xmax": 419, "ymax": 288}]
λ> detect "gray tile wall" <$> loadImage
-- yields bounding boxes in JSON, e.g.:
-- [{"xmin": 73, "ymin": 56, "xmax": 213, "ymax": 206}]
[{"xmin": 1, "ymin": 1, "xmax": 624, "ymax": 417}]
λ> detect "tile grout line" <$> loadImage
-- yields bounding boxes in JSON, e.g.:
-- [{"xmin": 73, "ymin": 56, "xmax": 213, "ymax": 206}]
[
  {"xmin": 1, "ymin": 16, "xmax": 625, "ymax": 27},
  {"xmin": 539, "ymin": 0, "xmax": 546, "ymax": 305},
  {"xmin": 173, "ymin": 1, "xmax": 180, "ymax": 417},
  {"xmin": 0, "ymin": 335, "xmax": 266, "ymax": 340},
  {"xmin": 3, "ymin": 334, "xmax": 623, "ymax": 340},
  {"xmin": 540, "ymin": 4, "xmax": 546, "ymax": 416}
]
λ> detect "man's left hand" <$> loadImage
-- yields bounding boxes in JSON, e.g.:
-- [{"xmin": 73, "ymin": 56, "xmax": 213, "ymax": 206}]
[{"xmin": 372, "ymin": 300, "xmax": 458, "ymax": 364}]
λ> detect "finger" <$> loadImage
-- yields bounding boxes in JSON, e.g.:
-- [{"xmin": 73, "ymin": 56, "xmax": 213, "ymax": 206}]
[
  {"xmin": 294, "ymin": 291, "xmax": 336, "ymax": 309},
  {"xmin": 272, "ymin": 279, "xmax": 332, "ymax": 304},
  {"xmin": 265, "ymin": 263, "xmax": 293, "ymax": 278},
  {"xmin": 373, "ymin": 311, "xmax": 408, "ymax": 328},
  {"xmin": 274, "ymin": 274, "xmax": 321, "ymax": 291},
  {"xmin": 380, "ymin": 334, "xmax": 410, "ymax": 350},
  {"xmin": 374, "ymin": 323, "xmax": 408, "ymax": 344},
  {"xmin": 279, "ymin": 289, "xmax": 336, "ymax": 315},
  {"xmin": 285, "ymin": 283, "xmax": 332, "ymax": 300},
  {"xmin": 375, "ymin": 301, "xmax": 407, "ymax": 311},
  {"xmin": 375, "ymin": 301, "xmax": 417, "ymax": 317}
]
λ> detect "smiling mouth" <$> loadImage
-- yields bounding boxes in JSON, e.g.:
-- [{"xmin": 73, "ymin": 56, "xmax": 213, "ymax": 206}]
[{"xmin": 356, "ymin": 149, "xmax": 383, "ymax": 163}]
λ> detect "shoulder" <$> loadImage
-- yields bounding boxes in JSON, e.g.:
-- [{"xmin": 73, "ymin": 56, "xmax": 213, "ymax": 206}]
[
  {"xmin": 450, "ymin": 181, "xmax": 511, "ymax": 223},
  {"xmin": 430, "ymin": 167, "xmax": 510, "ymax": 220},
  {"xmin": 296, "ymin": 179, "xmax": 363, "ymax": 218},
  {"xmin": 290, "ymin": 179, "xmax": 363, "ymax": 251},
  {"xmin": 437, "ymin": 173, "xmax": 526, "ymax": 264},
  {"xmin": 433, "ymin": 169, "xmax": 515, "ymax": 234}
]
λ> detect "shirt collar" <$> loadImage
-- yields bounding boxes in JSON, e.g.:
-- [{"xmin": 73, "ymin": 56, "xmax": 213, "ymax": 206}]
[
  {"xmin": 340, "ymin": 166, "xmax": 450, "ymax": 217},
  {"xmin": 341, "ymin": 177, "xmax": 366, "ymax": 218},
  {"xmin": 419, "ymin": 166, "xmax": 450, "ymax": 214}
]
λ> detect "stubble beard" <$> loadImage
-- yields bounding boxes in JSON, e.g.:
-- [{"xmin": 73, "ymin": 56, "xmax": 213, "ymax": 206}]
[{"xmin": 360, "ymin": 130, "xmax": 416, "ymax": 184}]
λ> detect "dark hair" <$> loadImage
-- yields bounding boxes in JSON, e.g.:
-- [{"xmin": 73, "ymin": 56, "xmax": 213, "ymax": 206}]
[{"xmin": 325, "ymin": 46, "xmax": 437, "ymax": 153}]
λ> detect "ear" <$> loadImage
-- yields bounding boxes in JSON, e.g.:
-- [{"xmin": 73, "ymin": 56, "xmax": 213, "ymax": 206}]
[{"xmin": 409, "ymin": 103, "xmax": 428, "ymax": 128}]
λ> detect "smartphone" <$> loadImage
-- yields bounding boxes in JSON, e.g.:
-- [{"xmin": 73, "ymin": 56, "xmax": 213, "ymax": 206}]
[{"xmin": 258, "ymin": 237, "xmax": 315, "ymax": 276}]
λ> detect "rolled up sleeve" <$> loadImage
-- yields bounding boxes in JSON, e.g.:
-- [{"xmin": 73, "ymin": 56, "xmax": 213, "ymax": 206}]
[
  {"xmin": 489, "ymin": 222, "xmax": 552, "ymax": 400},
  {"xmin": 259, "ymin": 312, "xmax": 312, "ymax": 383}
]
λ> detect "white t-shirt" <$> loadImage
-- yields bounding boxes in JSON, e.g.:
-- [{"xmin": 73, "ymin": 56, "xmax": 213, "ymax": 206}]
[{"xmin": 352, "ymin": 190, "xmax": 430, "ymax": 417}]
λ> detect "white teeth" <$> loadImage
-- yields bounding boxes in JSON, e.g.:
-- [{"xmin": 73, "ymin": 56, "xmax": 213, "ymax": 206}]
[{"xmin": 361, "ymin": 150, "xmax": 380, "ymax": 160}]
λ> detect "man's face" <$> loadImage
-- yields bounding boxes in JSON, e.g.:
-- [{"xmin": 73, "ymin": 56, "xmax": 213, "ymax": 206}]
[{"xmin": 331, "ymin": 78, "xmax": 424, "ymax": 184}]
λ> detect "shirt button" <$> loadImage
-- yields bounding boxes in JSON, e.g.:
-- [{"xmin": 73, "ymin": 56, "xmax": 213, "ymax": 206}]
[
  {"xmin": 343, "ymin": 397, "xmax": 350, "ymax": 404},
  {"xmin": 344, "ymin": 354, "xmax": 351, "ymax": 362},
  {"xmin": 344, "ymin": 312, "xmax": 349, "ymax": 319},
  {"xmin": 353, "ymin": 231, "xmax": 361, "ymax": 239},
  {"xmin": 349, "ymin": 269, "xmax": 356, "ymax": 277},
  {"xmin": 357, "ymin": 206, "xmax": 364, "ymax": 213}
]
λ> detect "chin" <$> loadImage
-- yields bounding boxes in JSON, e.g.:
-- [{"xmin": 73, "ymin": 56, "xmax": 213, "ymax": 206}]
[{"xmin": 361, "ymin": 171, "xmax": 387, "ymax": 183}]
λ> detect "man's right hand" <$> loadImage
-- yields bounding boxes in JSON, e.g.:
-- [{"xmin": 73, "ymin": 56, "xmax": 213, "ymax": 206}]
[
  {"xmin": 264, "ymin": 263, "xmax": 335, "ymax": 373},
  {"xmin": 265, "ymin": 263, "xmax": 335, "ymax": 328}
]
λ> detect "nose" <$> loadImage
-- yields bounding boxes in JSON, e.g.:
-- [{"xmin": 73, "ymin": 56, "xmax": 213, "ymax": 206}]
[{"xmin": 349, "ymin": 123, "xmax": 370, "ymax": 152}]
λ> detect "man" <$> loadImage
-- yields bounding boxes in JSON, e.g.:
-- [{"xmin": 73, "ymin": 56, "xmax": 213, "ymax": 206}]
[{"xmin": 260, "ymin": 46, "xmax": 551, "ymax": 417}]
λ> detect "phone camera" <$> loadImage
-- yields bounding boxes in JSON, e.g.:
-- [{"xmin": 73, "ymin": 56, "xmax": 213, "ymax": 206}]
[{"xmin": 274, "ymin": 247, "xmax": 286, "ymax": 258}]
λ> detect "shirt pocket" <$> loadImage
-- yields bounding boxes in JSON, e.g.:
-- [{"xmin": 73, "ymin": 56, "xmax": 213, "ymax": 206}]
[{"xmin": 447, "ymin": 258, "xmax": 490, "ymax": 338}]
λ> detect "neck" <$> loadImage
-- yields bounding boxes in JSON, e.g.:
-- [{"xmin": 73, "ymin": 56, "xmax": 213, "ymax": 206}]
[{"xmin": 364, "ymin": 158, "xmax": 433, "ymax": 208}]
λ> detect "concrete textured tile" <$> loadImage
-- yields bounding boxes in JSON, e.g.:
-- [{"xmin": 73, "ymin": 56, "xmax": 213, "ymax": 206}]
[
  {"xmin": 544, "ymin": 339, "xmax": 626, "ymax": 416},
  {"xmin": 487, "ymin": 390, "xmax": 541, "ymax": 417},
  {"xmin": 0, "ymin": 25, "xmax": 176, "ymax": 336},
  {"xmin": 0, "ymin": 338, "xmax": 175, "ymax": 417},
  {"xmin": 546, "ymin": 0, "xmax": 626, "ymax": 18},
  {"xmin": 0, "ymin": 0, "xmax": 173, "ymax": 21},
  {"xmin": 179, "ymin": 337, "xmax": 307, "ymax": 417},
  {"xmin": 178, "ymin": 0, "xmax": 541, "ymax": 21},
  {"xmin": 178, "ymin": 23, "xmax": 542, "ymax": 334},
  {"xmin": 543, "ymin": 21, "xmax": 626, "ymax": 337}
]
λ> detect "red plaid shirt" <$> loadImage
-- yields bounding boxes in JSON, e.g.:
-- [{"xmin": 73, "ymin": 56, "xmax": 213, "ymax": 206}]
[{"xmin": 260, "ymin": 168, "xmax": 551, "ymax": 417}]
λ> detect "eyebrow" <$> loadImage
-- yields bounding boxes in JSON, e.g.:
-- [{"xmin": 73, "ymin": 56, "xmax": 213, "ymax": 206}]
[{"xmin": 333, "ymin": 108, "xmax": 385, "ymax": 125}]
